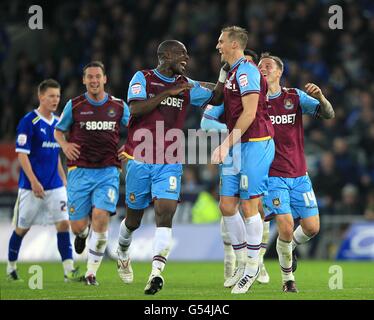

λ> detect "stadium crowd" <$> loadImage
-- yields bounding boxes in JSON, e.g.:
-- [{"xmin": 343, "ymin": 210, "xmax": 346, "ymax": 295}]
[{"xmin": 0, "ymin": 0, "xmax": 373, "ymax": 219}]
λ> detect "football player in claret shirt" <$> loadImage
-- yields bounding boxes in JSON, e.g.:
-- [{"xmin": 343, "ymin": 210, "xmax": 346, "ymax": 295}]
[
  {"xmin": 212, "ymin": 26, "xmax": 275, "ymax": 294},
  {"xmin": 54, "ymin": 61, "xmax": 129, "ymax": 286},
  {"xmin": 7, "ymin": 79, "xmax": 80, "ymax": 282},
  {"xmin": 200, "ymin": 49, "xmax": 271, "ymax": 286},
  {"xmin": 258, "ymin": 53, "xmax": 334, "ymax": 292},
  {"xmin": 116, "ymin": 40, "xmax": 222, "ymax": 295}
]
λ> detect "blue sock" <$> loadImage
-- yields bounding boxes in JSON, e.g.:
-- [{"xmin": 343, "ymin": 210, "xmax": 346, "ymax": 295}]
[
  {"xmin": 8, "ymin": 231, "xmax": 24, "ymax": 262},
  {"xmin": 57, "ymin": 232, "xmax": 73, "ymax": 261}
]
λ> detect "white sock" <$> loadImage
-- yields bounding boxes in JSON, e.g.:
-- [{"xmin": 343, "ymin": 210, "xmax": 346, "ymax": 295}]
[
  {"xmin": 86, "ymin": 230, "xmax": 108, "ymax": 277},
  {"xmin": 220, "ymin": 217, "xmax": 235, "ymax": 260},
  {"xmin": 292, "ymin": 225, "xmax": 313, "ymax": 250},
  {"xmin": 223, "ymin": 212, "xmax": 247, "ymax": 266},
  {"xmin": 276, "ymin": 237, "xmax": 294, "ymax": 282},
  {"xmin": 259, "ymin": 221, "xmax": 270, "ymax": 265},
  {"xmin": 244, "ymin": 213, "xmax": 263, "ymax": 275},
  {"xmin": 152, "ymin": 227, "xmax": 172, "ymax": 274},
  {"xmin": 118, "ymin": 219, "xmax": 133, "ymax": 259},
  {"xmin": 62, "ymin": 259, "xmax": 74, "ymax": 275},
  {"xmin": 78, "ymin": 226, "xmax": 89, "ymax": 239},
  {"xmin": 7, "ymin": 261, "xmax": 17, "ymax": 273}
]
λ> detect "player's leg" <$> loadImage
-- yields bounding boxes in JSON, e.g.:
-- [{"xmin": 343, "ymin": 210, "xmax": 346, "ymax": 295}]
[
  {"xmin": 275, "ymin": 213, "xmax": 298, "ymax": 292},
  {"xmin": 220, "ymin": 217, "xmax": 236, "ymax": 280},
  {"xmin": 257, "ymin": 201, "xmax": 270, "ymax": 284},
  {"xmin": 85, "ymin": 167, "xmax": 120, "ymax": 285},
  {"xmin": 142, "ymin": 163, "xmax": 181, "ymax": 295},
  {"xmin": 84, "ymin": 208, "xmax": 110, "ymax": 285},
  {"xmin": 290, "ymin": 176, "xmax": 320, "ymax": 272},
  {"xmin": 117, "ymin": 160, "xmax": 151, "ymax": 284},
  {"xmin": 7, "ymin": 189, "xmax": 41, "ymax": 280},
  {"xmin": 67, "ymin": 168, "xmax": 93, "ymax": 254},
  {"xmin": 45, "ymin": 186, "xmax": 80, "ymax": 281},
  {"xmin": 7, "ymin": 227, "xmax": 28, "ymax": 281},
  {"xmin": 231, "ymin": 139, "xmax": 274, "ymax": 294},
  {"xmin": 219, "ymin": 167, "xmax": 247, "ymax": 288},
  {"xmin": 117, "ymin": 207, "xmax": 144, "ymax": 284}
]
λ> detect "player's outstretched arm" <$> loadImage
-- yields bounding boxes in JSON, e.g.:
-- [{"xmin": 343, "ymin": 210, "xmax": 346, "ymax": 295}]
[
  {"xmin": 207, "ymin": 65, "xmax": 228, "ymax": 106},
  {"xmin": 54, "ymin": 129, "xmax": 80, "ymax": 161},
  {"xmin": 18, "ymin": 153, "xmax": 45, "ymax": 198},
  {"xmin": 305, "ymin": 83, "xmax": 335, "ymax": 119},
  {"xmin": 129, "ymin": 83, "xmax": 193, "ymax": 117}
]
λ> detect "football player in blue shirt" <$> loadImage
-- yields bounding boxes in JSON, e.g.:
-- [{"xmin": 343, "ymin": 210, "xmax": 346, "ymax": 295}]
[{"xmin": 6, "ymin": 79, "xmax": 81, "ymax": 282}]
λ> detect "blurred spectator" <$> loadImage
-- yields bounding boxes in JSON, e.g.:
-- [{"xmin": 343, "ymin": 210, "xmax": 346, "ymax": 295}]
[
  {"xmin": 334, "ymin": 184, "xmax": 363, "ymax": 216},
  {"xmin": 364, "ymin": 189, "xmax": 374, "ymax": 220}
]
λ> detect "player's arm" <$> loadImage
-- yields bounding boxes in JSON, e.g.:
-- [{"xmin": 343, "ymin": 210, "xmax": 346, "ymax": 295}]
[
  {"xmin": 129, "ymin": 83, "xmax": 192, "ymax": 117},
  {"xmin": 128, "ymin": 70, "xmax": 192, "ymax": 117},
  {"xmin": 212, "ymin": 94, "xmax": 258, "ymax": 163},
  {"xmin": 305, "ymin": 83, "xmax": 335, "ymax": 119},
  {"xmin": 207, "ymin": 63, "xmax": 231, "ymax": 105},
  {"xmin": 200, "ymin": 103, "xmax": 227, "ymax": 132},
  {"xmin": 54, "ymin": 100, "xmax": 80, "ymax": 161},
  {"xmin": 58, "ymin": 156, "xmax": 67, "ymax": 186},
  {"xmin": 17, "ymin": 153, "xmax": 45, "ymax": 198}
]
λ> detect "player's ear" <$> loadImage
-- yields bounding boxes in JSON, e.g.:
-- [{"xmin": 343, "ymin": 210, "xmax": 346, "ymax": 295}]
[{"xmin": 103, "ymin": 75, "xmax": 107, "ymax": 85}]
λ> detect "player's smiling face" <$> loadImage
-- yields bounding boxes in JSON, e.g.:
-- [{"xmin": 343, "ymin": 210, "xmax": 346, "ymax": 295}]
[
  {"xmin": 259, "ymin": 58, "xmax": 281, "ymax": 84},
  {"xmin": 83, "ymin": 67, "xmax": 107, "ymax": 96},
  {"xmin": 170, "ymin": 44, "xmax": 189, "ymax": 75},
  {"xmin": 216, "ymin": 32, "xmax": 231, "ymax": 63},
  {"xmin": 39, "ymin": 88, "xmax": 61, "ymax": 113}
]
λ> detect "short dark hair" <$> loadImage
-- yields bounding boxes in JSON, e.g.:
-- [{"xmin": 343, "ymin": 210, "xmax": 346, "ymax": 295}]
[
  {"xmin": 244, "ymin": 49, "xmax": 259, "ymax": 65},
  {"xmin": 83, "ymin": 61, "xmax": 106, "ymax": 75},
  {"xmin": 260, "ymin": 52, "xmax": 284, "ymax": 72},
  {"xmin": 38, "ymin": 79, "xmax": 60, "ymax": 95}
]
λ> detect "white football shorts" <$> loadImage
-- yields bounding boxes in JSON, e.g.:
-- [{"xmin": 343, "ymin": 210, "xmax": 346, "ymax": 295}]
[{"xmin": 13, "ymin": 186, "xmax": 68, "ymax": 229}]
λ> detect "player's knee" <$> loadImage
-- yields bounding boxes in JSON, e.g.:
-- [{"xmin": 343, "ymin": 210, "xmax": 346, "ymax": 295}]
[
  {"xmin": 15, "ymin": 227, "xmax": 29, "ymax": 237},
  {"xmin": 278, "ymin": 224, "xmax": 294, "ymax": 241},
  {"xmin": 125, "ymin": 208, "xmax": 144, "ymax": 230},
  {"xmin": 70, "ymin": 221, "xmax": 87, "ymax": 235},
  {"xmin": 56, "ymin": 220, "xmax": 70, "ymax": 232},
  {"xmin": 155, "ymin": 207, "xmax": 175, "ymax": 228},
  {"xmin": 219, "ymin": 201, "xmax": 236, "ymax": 216},
  {"xmin": 303, "ymin": 224, "xmax": 320, "ymax": 237}
]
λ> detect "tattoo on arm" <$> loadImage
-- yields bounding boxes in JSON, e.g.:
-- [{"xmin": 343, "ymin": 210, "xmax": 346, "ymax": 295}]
[{"xmin": 317, "ymin": 97, "xmax": 335, "ymax": 119}]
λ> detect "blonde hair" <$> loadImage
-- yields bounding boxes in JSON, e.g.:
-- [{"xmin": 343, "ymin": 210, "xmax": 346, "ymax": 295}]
[{"xmin": 221, "ymin": 26, "xmax": 248, "ymax": 49}]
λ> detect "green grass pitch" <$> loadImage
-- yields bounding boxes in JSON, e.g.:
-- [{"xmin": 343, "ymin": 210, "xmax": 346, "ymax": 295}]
[{"xmin": 1, "ymin": 260, "xmax": 373, "ymax": 300}]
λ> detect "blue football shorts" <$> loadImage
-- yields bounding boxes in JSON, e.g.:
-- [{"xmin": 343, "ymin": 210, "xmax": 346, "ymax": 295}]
[
  {"xmin": 67, "ymin": 166, "xmax": 120, "ymax": 221},
  {"xmin": 125, "ymin": 160, "xmax": 182, "ymax": 210},
  {"xmin": 262, "ymin": 175, "xmax": 319, "ymax": 220},
  {"xmin": 220, "ymin": 139, "xmax": 275, "ymax": 199}
]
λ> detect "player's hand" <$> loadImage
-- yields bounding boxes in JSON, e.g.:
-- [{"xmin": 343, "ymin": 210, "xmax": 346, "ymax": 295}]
[
  {"xmin": 167, "ymin": 83, "xmax": 194, "ymax": 96},
  {"xmin": 62, "ymin": 142, "xmax": 80, "ymax": 161},
  {"xmin": 31, "ymin": 179, "xmax": 45, "ymax": 199},
  {"xmin": 117, "ymin": 145, "xmax": 127, "ymax": 161},
  {"xmin": 218, "ymin": 65, "xmax": 228, "ymax": 83},
  {"xmin": 305, "ymin": 83, "xmax": 324, "ymax": 100},
  {"xmin": 211, "ymin": 144, "xmax": 229, "ymax": 164}
]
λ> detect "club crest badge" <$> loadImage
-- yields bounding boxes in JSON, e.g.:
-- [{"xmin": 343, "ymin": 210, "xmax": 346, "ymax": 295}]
[
  {"xmin": 272, "ymin": 198, "xmax": 281, "ymax": 207},
  {"xmin": 284, "ymin": 98, "xmax": 294, "ymax": 110}
]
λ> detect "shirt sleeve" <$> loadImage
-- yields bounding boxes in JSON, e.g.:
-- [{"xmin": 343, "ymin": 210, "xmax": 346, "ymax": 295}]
[
  {"xmin": 203, "ymin": 103, "xmax": 224, "ymax": 120},
  {"xmin": 15, "ymin": 116, "xmax": 33, "ymax": 154},
  {"xmin": 236, "ymin": 62, "xmax": 260, "ymax": 96},
  {"xmin": 55, "ymin": 100, "xmax": 73, "ymax": 131},
  {"xmin": 295, "ymin": 88, "xmax": 320, "ymax": 116},
  {"xmin": 122, "ymin": 101, "xmax": 130, "ymax": 126},
  {"xmin": 188, "ymin": 78, "xmax": 213, "ymax": 108},
  {"xmin": 127, "ymin": 71, "xmax": 147, "ymax": 103}
]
